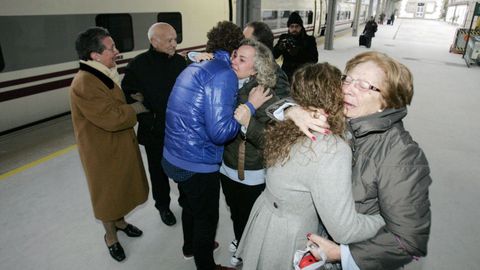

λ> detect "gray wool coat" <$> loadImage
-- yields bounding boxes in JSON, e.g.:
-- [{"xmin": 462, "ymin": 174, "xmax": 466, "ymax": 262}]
[{"xmin": 236, "ymin": 135, "xmax": 385, "ymax": 270}]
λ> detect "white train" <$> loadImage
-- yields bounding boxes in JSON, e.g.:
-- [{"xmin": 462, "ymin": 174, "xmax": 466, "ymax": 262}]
[{"xmin": 0, "ymin": 0, "xmax": 372, "ymax": 134}]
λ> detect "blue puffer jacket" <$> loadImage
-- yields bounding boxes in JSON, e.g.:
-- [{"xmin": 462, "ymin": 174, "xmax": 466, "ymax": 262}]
[{"xmin": 163, "ymin": 50, "xmax": 240, "ymax": 173}]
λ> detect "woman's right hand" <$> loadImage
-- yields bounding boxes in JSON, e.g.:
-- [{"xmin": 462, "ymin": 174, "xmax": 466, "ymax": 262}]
[
  {"xmin": 248, "ymin": 85, "xmax": 273, "ymax": 109},
  {"xmin": 307, "ymin": 234, "xmax": 341, "ymax": 262},
  {"xmin": 285, "ymin": 106, "xmax": 330, "ymax": 141}
]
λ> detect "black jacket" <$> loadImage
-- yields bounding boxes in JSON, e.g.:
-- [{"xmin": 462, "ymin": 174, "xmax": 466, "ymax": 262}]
[
  {"xmin": 122, "ymin": 48, "xmax": 187, "ymax": 146},
  {"xmin": 363, "ymin": 20, "xmax": 378, "ymax": 38},
  {"xmin": 273, "ymin": 31, "xmax": 318, "ymax": 79}
]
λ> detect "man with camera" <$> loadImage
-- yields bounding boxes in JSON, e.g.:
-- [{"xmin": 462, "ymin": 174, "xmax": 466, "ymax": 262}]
[{"xmin": 273, "ymin": 12, "xmax": 318, "ymax": 80}]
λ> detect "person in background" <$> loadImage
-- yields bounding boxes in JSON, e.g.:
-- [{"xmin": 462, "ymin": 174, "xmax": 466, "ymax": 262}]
[
  {"xmin": 70, "ymin": 27, "xmax": 149, "ymax": 262},
  {"xmin": 273, "ymin": 12, "xmax": 318, "ymax": 80},
  {"xmin": 389, "ymin": 13, "xmax": 395, "ymax": 25},
  {"xmin": 362, "ymin": 16, "xmax": 378, "ymax": 48},
  {"xmin": 122, "ymin": 22, "xmax": 187, "ymax": 226},
  {"xmin": 379, "ymin": 12, "xmax": 386, "ymax": 24},
  {"xmin": 278, "ymin": 52, "xmax": 432, "ymax": 270},
  {"xmin": 235, "ymin": 63, "xmax": 385, "ymax": 270},
  {"xmin": 218, "ymin": 38, "xmax": 279, "ymax": 267}
]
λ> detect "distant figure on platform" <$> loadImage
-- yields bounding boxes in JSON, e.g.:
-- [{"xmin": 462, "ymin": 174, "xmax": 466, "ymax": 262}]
[
  {"xmin": 389, "ymin": 13, "xmax": 395, "ymax": 25},
  {"xmin": 70, "ymin": 27, "xmax": 149, "ymax": 262},
  {"xmin": 362, "ymin": 16, "xmax": 378, "ymax": 48},
  {"xmin": 273, "ymin": 12, "xmax": 318, "ymax": 80},
  {"xmin": 122, "ymin": 22, "xmax": 187, "ymax": 227},
  {"xmin": 379, "ymin": 12, "xmax": 386, "ymax": 24}
]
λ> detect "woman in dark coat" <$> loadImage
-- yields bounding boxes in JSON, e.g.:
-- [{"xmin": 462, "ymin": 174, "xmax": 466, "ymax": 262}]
[
  {"xmin": 284, "ymin": 52, "xmax": 431, "ymax": 270},
  {"xmin": 70, "ymin": 27, "xmax": 149, "ymax": 262},
  {"xmin": 363, "ymin": 16, "xmax": 378, "ymax": 48}
]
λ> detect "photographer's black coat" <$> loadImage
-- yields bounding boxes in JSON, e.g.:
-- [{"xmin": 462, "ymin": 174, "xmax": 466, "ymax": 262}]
[{"xmin": 273, "ymin": 32, "xmax": 318, "ymax": 79}]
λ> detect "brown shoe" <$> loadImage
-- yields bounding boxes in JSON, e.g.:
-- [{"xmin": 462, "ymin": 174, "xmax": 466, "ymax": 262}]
[{"xmin": 216, "ymin": 265, "xmax": 236, "ymax": 270}]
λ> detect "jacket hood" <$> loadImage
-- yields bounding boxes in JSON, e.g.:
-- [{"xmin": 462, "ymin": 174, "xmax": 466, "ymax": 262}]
[{"xmin": 348, "ymin": 107, "xmax": 407, "ymax": 138}]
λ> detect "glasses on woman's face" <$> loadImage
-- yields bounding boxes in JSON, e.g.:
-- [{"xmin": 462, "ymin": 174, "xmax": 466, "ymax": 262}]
[{"xmin": 341, "ymin": 74, "xmax": 381, "ymax": 93}]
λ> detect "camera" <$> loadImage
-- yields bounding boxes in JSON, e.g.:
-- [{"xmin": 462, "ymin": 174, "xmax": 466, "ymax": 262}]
[{"xmin": 279, "ymin": 35, "xmax": 297, "ymax": 50}]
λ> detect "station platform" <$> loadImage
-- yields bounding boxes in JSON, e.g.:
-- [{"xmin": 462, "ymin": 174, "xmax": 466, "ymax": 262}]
[{"xmin": 1, "ymin": 18, "xmax": 479, "ymax": 270}]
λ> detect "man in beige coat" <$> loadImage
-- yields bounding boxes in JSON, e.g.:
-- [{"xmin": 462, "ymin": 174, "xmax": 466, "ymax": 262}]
[{"xmin": 70, "ymin": 27, "xmax": 149, "ymax": 262}]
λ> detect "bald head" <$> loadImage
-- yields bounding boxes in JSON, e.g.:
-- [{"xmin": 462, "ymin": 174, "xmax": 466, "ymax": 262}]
[{"xmin": 148, "ymin": 22, "xmax": 177, "ymax": 56}]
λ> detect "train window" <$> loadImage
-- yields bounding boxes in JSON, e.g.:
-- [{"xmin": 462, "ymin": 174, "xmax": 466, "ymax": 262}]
[
  {"xmin": 307, "ymin": 10, "xmax": 314, "ymax": 24},
  {"xmin": 0, "ymin": 14, "xmax": 97, "ymax": 72},
  {"xmin": 96, "ymin": 14, "xmax": 134, "ymax": 52},
  {"xmin": 157, "ymin": 12, "xmax": 183, "ymax": 43},
  {"xmin": 0, "ymin": 44, "xmax": 4, "ymax": 72},
  {"xmin": 280, "ymin": 11, "xmax": 291, "ymax": 28},
  {"xmin": 262, "ymin": 10, "xmax": 278, "ymax": 30}
]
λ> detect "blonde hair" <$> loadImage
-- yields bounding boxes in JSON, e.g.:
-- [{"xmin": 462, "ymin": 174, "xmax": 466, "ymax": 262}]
[
  {"xmin": 239, "ymin": 39, "xmax": 277, "ymax": 89},
  {"xmin": 264, "ymin": 63, "xmax": 345, "ymax": 167}
]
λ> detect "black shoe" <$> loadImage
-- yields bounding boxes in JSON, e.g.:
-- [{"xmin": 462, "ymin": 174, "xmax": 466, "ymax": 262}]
[
  {"xmin": 116, "ymin": 224, "xmax": 143, "ymax": 237},
  {"xmin": 104, "ymin": 235, "xmax": 126, "ymax": 262},
  {"xmin": 160, "ymin": 209, "xmax": 176, "ymax": 226}
]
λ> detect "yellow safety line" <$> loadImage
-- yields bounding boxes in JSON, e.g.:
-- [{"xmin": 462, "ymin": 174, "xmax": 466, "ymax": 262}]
[{"xmin": 0, "ymin": 144, "xmax": 77, "ymax": 181}]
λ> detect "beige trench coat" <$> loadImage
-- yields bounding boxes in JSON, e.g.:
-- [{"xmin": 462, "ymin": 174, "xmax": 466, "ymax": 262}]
[{"xmin": 70, "ymin": 63, "xmax": 148, "ymax": 221}]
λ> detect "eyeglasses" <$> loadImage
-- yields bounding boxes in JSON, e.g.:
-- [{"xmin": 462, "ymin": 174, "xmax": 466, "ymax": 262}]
[{"xmin": 341, "ymin": 74, "xmax": 381, "ymax": 92}]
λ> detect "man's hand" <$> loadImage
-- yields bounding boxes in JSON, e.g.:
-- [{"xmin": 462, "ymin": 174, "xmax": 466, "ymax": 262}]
[
  {"xmin": 285, "ymin": 106, "xmax": 330, "ymax": 141},
  {"xmin": 130, "ymin": 92, "xmax": 144, "ymax": 102},
  {"xmin": 234, "ymin": 104, "xmax": 251, "ymax": 127},
  {"xmin": 248, "ymin": 85, "xmax": 273, "ymax": 109},
  {"xmin": 307, "ymin": 234, "xmax": 341, "ymax": 262}
]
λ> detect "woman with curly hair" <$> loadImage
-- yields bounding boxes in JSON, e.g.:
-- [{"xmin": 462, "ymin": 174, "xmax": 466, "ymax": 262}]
[{"xmin": 234, "ymin": 63, "xmax": 385, "ymax": 270}]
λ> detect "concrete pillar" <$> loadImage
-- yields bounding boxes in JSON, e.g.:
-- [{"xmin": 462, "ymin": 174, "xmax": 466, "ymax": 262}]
[
  {"xmin": 324, "ymin": 0, "xmax": 338, "ymax": 50},
  {"xmin": 368, "ymin": 0, "xmax": 375, "ymax": 18},
  {"xmin": 352, "ymin": 0, "xmax": 362, "ymax": 36}
]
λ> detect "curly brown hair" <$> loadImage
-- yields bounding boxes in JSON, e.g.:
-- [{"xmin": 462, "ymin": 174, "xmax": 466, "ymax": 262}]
[
  {"xmin": 264, "ymin": 63, "xmax": 345, "ymax": 167},
  {"xmin": 205, "ymin": 21, "xmax": 243, "ymax": 54}
]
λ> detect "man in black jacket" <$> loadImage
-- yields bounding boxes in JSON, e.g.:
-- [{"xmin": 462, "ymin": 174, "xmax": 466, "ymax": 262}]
[
  {"xmin": 273, "ymin": 12, "xmax": 318, "ymax": 80},
  {"xmin": 122, "ymin": 22, "xmax": 187, "ymax": 226},
  {"xmin": 362, "ymin": 16, "xmax": 378, "ymax": 48}
]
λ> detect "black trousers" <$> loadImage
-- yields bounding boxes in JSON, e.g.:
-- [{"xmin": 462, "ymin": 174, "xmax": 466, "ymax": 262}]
[
  {"xmin": 219, "ymin": 172, "xmax": 265, "ymax": 244},
  {"xmin": 144, "ymin": 144, "xmax": 171, "ymax": 212},
  {"xmin": 178, "ymin": 172, "xmax": 220, "ymax": 270}
]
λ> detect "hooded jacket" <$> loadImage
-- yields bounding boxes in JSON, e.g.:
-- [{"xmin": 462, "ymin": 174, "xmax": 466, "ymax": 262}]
[
  {"xmin": 347, "ymin": 108, "xmax": 432, "ymax": 270},
  {"xmin": 163, "ymin": 50, "xmax": 240, "ymax": 173}
]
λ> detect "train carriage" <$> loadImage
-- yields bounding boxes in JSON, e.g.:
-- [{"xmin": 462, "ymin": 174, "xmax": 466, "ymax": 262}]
[{"xmin": 0, "ymin": 0, "xmax": 371, "ymax": 134}]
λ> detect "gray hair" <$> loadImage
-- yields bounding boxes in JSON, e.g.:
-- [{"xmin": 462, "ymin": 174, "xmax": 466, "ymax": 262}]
[
  {"xmin": 240, "ymin": 39, "xmax": 277, "ymax": 89},
  {"xmin": 147, "ymin": 22, "xmax": 171, "ymax": 41}
]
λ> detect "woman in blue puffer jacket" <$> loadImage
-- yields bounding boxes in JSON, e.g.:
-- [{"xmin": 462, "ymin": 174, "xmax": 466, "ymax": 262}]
[{"xmin": 162, "ymin": 21, "xmax": 270, "ymax": 270}]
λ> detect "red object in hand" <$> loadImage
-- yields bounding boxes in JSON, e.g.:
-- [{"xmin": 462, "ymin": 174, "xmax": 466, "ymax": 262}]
[{"xmin": 298, "ymin": 252, "xmax": 319, "ymax": 268}]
